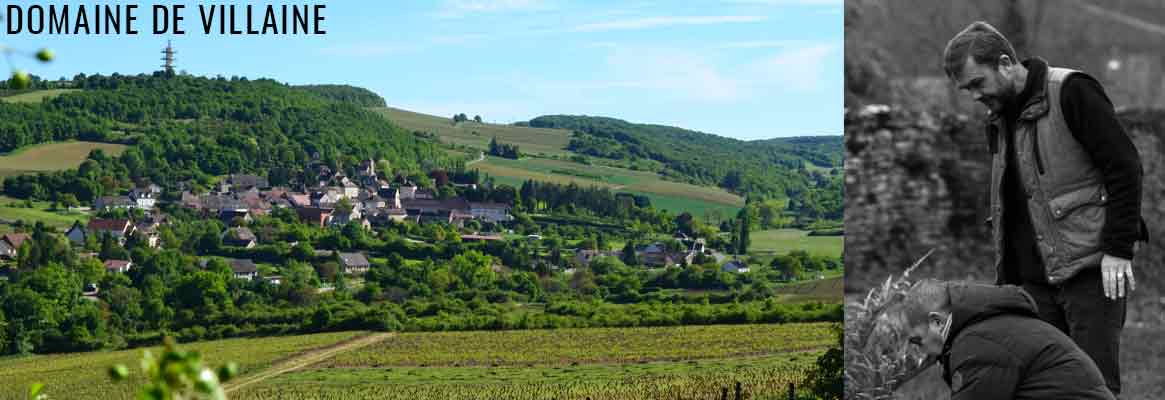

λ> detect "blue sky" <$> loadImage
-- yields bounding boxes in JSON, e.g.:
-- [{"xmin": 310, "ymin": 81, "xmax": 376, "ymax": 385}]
[{"xmin": 2, "ymin": 0, "xmax": 842, "ymax": 140}]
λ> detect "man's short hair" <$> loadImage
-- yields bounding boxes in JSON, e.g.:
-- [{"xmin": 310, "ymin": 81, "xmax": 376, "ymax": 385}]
[
  {"xmin": 943, "ymin": 21, "xmax": 1018, "ymax": 79},
  {"xmin": 897, "ymin": 278, "xmax": 951, "ymax": 328}
]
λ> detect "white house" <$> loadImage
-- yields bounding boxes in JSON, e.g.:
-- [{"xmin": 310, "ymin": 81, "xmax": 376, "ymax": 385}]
[
  {"xmin": 95, "ymin": 196, "xmax": 136, "ymax": 210},
  {"xmin": 128, "ymin": 188, "xmax": 156, "ymax": 210},
  {"xmin": 227, "ymin": 259, "xmax": 258, "ymax": 281},
  {"xmin": 721, "ymin": 259, "xmax": 750, "ymax": 274},
  {"xmin": 469, "ymin": 202, "xmax": 513, "ymax": 223}
]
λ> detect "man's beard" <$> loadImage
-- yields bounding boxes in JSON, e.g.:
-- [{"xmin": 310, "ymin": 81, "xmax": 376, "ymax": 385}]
[{"xmin": 986, "ymin": 78, "xmax": 1020, "ymax": 113}]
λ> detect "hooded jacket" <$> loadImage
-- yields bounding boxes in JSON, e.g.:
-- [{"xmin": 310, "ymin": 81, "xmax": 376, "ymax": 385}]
[{"xmin": 939, "ymin": 283, "xmax": 1113, "ymax": 399}]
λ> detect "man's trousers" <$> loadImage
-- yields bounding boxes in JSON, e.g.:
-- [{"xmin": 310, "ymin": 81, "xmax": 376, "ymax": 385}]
[{"xmin": 1023, "ymin": 268, "xmax": 1126, "ymax": 395}]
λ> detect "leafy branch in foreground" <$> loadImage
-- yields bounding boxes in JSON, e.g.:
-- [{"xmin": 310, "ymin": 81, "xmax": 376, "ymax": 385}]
[
  {"xmin": 844, "ymin": 249, "xmax": 935, "ymax": 400},
  {"xmin": 108, "ymin": 337, "xmax": 239, "ymax": 400},
  {"xmin": 1, "ymin": 44, "xmax": 55, "ymax": 88},
  {"xmin": 0, "ymin": 15, "xmax": 55, "ymax": 89}
]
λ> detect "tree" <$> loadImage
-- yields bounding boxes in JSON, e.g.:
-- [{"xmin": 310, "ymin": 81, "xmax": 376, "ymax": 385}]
[
  {"xmin": 291, "ymin": 242, "xmax": 315, "ymax": 261},
  {"xmin": 99, "ymin": 233, "xmax": 130, "ymax": 261},
  {"xmin": 805, "ymin": 324, "xmax": 843, "ymax": 399},
  {"xmin": 473, "ymin": 115, "xmax": 482, "ymax": 123},
  {"xmin": 675, "ymin": 212, "xmax": 695, "ymax": 236},
  {"xmin": 771, "ymin": 255, "xmax": 803, "ymax": 281},
  {"xmin": 620, "ymin": 241, "xmax": 639, "ymax": 266},
  {"xmin": 335, "ymin": 197, "xmax": 354, "ymax": 215},
  {"xmin": 449, "ymin": 251, "xmax": 495, "ymax": 290},
  {"xmin": 59, "ymin": 193, "xmax": 79, "ymax": 209},
  {"xmin": 196, "ymin": 230, "xmax": 222, "ymax": 255},
  {"xmin": 429, "ymin": 169, "xmax": 450, "ymax": 187},
  {"xmin": 736, "ymin": 211, "xmax": 751, "ymax": 256},
  {"xmin": 722, "ymin": 170, "xmax": 743, "ymax": 191}
]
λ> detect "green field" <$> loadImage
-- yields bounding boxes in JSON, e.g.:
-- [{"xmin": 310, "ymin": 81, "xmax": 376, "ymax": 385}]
[
  {"xmin": 0, "ymin": 323, "xmax": 833, "ymax": 400},
  {"xmin": 0, "ymin": 331, "xmax": 364, "ymax": 400},
  {"xmin": 241, "ymin": 323, "xmax": 831, "ymax": 400},
  {"xmin": 0, "ymin": 141, "xmax": 128, "ymax": 177},
  {"xmin": 772, "ymin": 275, "xmax": 844, "ymax": 303},
  {"xmin": 374, "ymin": 107, "xmax": 574, "ymax": 156},
  {"xmin": 0, "ymin": 89, "xmax": 80, "ymax": 104},
  {"xmin": 475, "ymin": 155, "xmax": 744, "ymax": 218},
  {"xmin": 0, "ymin": 196, "xmax": 88, "ymax": 231},
  {"xmin": 750, "ymin": 229, "xmax": 843, "ymax": 258},
  {"xmin": 236, "ymin": 353, "xmax": 817, "ymax": 400},
  {"xmin": 321, "ymin": 323, "xmax": 832, "ymax": 368}
]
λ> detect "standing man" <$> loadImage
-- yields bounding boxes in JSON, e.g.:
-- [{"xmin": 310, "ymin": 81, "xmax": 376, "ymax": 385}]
[{"xmin": 942, "ymin": 21, "xmax": 1147, "ymax": 396}]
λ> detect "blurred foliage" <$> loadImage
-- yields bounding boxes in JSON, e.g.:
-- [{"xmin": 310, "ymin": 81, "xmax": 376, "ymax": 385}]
[{"xmin": 108, "ymin": 337, "xmax": 238, "ymax": 400}]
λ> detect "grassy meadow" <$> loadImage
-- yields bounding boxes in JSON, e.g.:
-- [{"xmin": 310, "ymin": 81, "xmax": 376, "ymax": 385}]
[
  {"xmin": 0, "ymin": 89, "xmax": 80, "ymax": 104},
  {"xmin": 750, "ymin": 228, "xmax": 844, "ymax": 258},
  {"xmin": 0, "ymin": 141, "xmax": 128, "ymax": 177},
  {"xmin": 0, "ymin": 196, "xmax": 89, "ymax": 232},
  {"xmin": 374, "ymin": 107, "xmax": 573, "ymax": 157},
  {"xmin": 474, "ymin": 155, "xmax": 744, "ymax": 218}
]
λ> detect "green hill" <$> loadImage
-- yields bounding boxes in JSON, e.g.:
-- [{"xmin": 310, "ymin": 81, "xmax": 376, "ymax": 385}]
[
  {"xmin": 523, "ymin": 115, "xmax": 841, "ymax": 195},
  {"xmin": 373, "ymin": 106, "xmax": 842, "ymax": 220},
  {"xmin": 294, "ymin": 84, "xmax": 387, "ymax": 107},
  {"xmin": 0, "ymin": 88, "xmax": 80, "ymax": 104},
  {"xmin": 0, "ymin": 74, "xmax": 447, "ymax": 202},
  {"xmin": 374, "ymin": 106, "xmax": 574, "ymax": 156}
]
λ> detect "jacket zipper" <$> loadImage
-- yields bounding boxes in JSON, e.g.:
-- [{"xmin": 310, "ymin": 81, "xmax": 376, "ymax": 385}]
[{"xmin": 1032, "ymin": 124, "xmax": 1046, "ymax": 175}]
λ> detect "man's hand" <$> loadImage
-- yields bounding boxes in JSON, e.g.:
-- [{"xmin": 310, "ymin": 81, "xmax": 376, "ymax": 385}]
[{"xmin": 1101, "ymin": 254, "xmax": 1135, "ymax": 300}]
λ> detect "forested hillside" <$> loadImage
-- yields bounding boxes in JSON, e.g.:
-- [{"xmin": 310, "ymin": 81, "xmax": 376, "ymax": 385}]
[
  {"xmin": 0, "ymin": 74, "xmax": 446, "ymax": 202},
  {"xmin": 521, "ymin": 115, "xmax": 842, "ymax": 208},
  {"xmin": 294, "ymin": 84, "xmax": 388, "ymax": 107}
]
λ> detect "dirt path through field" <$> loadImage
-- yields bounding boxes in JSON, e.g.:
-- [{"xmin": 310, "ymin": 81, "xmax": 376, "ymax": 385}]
[{"xmin": 224, "ymin": 332, "xmax": 394, "ymax": 394}]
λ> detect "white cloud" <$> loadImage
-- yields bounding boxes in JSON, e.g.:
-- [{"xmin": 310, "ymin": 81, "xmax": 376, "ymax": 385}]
[
  {"xmin": 573, "ymin": 15, "xmax": 767, "ymax": 32},
  {"xmin": 747, "ymin": 42, "xmax": 838, "ymax": 91},
  {"xmin": 526, "ymin": 47, "xmax": 742, "ymax": 103},
  {"xmin": 434, "ymin": 0, "xmax": 554, "ymax": 18},
  {"xmin": 728, "ymin": 0, "xmax": 842, "ymax": 5},
  {"xmin": 318, "ymin": 42, "xmax": 416, "ymax": 57},
  {"xmin": 718, "ymin": 40, "xmax": 816, "ymax": 49},
  {"xmin": 525, "ymin": 41, "xmax": 838, "ymax": 103}
]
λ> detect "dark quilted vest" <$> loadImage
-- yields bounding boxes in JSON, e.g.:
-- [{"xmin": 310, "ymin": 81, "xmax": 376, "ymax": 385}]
[{"xmin": 988, "ymin": 67, "xmax": 1108, "ymax": 285}]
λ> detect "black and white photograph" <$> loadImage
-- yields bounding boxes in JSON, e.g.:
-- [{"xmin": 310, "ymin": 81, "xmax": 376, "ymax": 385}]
[{"xmin": 844, "ymin": 1, "xmax": 1164, "ymax": 399}]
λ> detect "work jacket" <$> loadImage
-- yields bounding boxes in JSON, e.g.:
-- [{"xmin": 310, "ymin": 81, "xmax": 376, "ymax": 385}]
[
  {"xmin": 940, "ymin": 283, "xmax": 1113, "ymax": 399},
  {"xmin": 987, "ymin": 67, "xmax": 1111, "ymax": 285}
]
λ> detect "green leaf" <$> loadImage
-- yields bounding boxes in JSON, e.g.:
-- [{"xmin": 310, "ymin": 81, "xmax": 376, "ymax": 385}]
[
  {"xmin": 217, "ymin": 362, "xmax": 239, "ymax": 382},
  {"xmin": 35, "ymin": 49, "xmax": 54, "ymax": 62},
  {"xmin": 28, "ymin": 382, "xmax": 44, "ymax": 399},
  {"xmin": 108, "ymin": 364, "xmax": 129, "ymax": 382}
]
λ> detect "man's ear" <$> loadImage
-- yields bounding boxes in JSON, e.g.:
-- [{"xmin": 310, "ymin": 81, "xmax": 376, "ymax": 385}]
[{"xmin": 998, "ymin": 54, "xmax": 1014, "ymax": 68}]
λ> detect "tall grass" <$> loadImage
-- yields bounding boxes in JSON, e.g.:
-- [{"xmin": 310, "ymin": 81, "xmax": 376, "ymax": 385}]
[{"xmin": 845, "ymin": 249, "xmax": 936, "ymax": 399}]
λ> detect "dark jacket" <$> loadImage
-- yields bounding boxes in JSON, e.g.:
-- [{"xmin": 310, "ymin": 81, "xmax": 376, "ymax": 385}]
[
  {"xmin": 986, "ymin": 60, "xmax": 1144, "ymax": 286},
  {"xmin": 939, "ymin": 283, "xmax": 1113, "ymax": 399}
]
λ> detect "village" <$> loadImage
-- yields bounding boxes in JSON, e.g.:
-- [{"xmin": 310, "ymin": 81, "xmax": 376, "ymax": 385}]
[{"xmin": 27, "ymin": 156, "xmax": 764, "ymax": 291}]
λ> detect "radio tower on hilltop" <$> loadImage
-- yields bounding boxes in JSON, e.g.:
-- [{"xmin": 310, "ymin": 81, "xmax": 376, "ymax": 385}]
[{"xmin": 160, "ymin": 40, "xmax": 177, "ymax": 76}]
